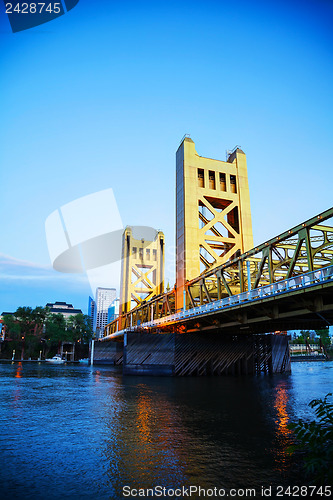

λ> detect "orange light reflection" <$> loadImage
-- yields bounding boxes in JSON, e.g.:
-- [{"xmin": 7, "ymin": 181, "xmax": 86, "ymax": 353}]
[
  {"xmin": 273, "ymin": 382, "xmax": 293, "ymax": 473},
  {"xmin": 94, "ymin": 370, "xmax": 101, "ymax": 384},
  {"xmin": 15, "ymin": 362, "xmax": 23, "ymax": 379}
]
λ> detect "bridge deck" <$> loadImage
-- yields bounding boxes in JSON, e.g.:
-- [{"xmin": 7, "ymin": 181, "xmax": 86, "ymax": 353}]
[{"xmin": 102, "ymin": 265, "xmax": 333, "ymax": 340}]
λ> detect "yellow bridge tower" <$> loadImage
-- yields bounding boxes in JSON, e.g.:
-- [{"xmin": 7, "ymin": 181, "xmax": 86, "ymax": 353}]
[
  {"xmin": 120, "ymin": 227, "xmax": 165, "ymax": 315},
  {"xmin": 176, "ymin": 137, "xmax": 253, "ymax": 310}
]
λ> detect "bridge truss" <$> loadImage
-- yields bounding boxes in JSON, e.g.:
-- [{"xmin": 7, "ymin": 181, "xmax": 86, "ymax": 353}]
[{"xmin": 104, "ymin": 207, "xmax": 333, "ymax": 337}]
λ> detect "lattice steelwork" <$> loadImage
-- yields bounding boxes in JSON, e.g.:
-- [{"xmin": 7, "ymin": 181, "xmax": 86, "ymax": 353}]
[
  {"xmin": 184, "ymin": 209, "xmax": 333, "ymax": 307},
  {"xmin": 175, "ymin": 137, "xmax": 253, "ymax": 310},
  {"xmin": 119, "ymin": 227, "xmax": 165, "ymax": 316},
  {"xmin": 104, "ymin": 207, "xmax": 333, "ymax": 337},
  {"xmin": 103, "ymin": 136, "xmax": 333, "ymax": 339}
]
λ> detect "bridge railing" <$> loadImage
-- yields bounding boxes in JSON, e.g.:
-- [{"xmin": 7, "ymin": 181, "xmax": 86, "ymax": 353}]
[
  {"xmin": 290, "ymin": 344, "xmax": 323, "ymax": 352},
  {"xmin": 184, "ymin": 207, "xmax": 333, "ymax": 309},
  {"xmin": 137, "ymin": 264, "xmax": 333, "ymax": 329},
  {"xmin": 101, "ymin": 264, "xmax": 333, "ymax": 339},
  {"xmin": 102, "ymin": 207, "xmax": 333, "ymax": 338}
]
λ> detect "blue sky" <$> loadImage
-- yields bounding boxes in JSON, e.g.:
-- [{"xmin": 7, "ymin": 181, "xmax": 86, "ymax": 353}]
[{"xmin": 1, "ymin": 0, "xmax": 333, "ymax": 314}]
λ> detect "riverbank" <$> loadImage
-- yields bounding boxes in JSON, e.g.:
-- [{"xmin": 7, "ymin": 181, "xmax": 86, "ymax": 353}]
[
  {"xmin": 291, "ymin": 354, "xmax": 327, "ymax": 362},
  {"xmin": 0, "ymin": 359, "xmax": 84, "ymax": 364}
]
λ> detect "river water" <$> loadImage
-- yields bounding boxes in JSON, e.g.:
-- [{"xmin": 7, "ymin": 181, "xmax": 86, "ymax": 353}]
[{"xmin": 0, "ymin": 361, "xmax": 332, "ymax": 499}]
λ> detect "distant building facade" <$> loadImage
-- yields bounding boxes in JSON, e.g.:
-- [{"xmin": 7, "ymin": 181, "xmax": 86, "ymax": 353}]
[
  {"xmin": 0, "ymin": 316, "xmax": 6, "ymax": 341},
  {"xmin": 107, "ymin": 298, "xmax": 120, "ymax": 324},
  {"xmin": 88, "ymin": 296, "xmax": 96, "ymax": 331},
  {"xmin": 46, "ymin": 301, "xmax": 82, "ymax": 318},
  {"xmin": 95, "ymin": 288, "xmax": 117, "ymax": 337}
]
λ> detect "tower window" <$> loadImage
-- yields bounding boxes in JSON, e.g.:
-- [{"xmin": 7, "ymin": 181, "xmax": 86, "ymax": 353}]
[
  {"xmin": 209, "ymin": 171, "xmax": 216, "ymax": 190},
  {"xmin": 230, "ymin": 175, "xmax": 237, "ymax": 193},
  {"xmin": 198, "ymin": 169, "xmax": 204, "ymax": 188},
  {"xmin": 219, "ymin": 173, "xmax": 226, "ymax": 191}
]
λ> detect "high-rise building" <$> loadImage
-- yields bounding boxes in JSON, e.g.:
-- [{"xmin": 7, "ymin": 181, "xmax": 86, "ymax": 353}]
[
  {"xmin": 107, "ymin": 298, "xmax": 120, "ymax": 323},
  {"xmin": 95, "ymin": 287, "xmax": 117, "ymax": 336},
  {"xmin": 88, "ymin": 296, "xmax": 96, "ymax": 331}
]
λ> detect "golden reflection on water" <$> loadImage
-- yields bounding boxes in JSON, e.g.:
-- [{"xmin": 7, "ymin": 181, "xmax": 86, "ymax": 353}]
[
  {"xmin": 94, "ymin": 370, "xmax": 101, "ymax": 384},
  {"xmin": 274, "ymin": 383, "xmax": 291, "ymax": 439},
  {"xmin": 136, "ymin": 392, "xmax": 152, "ymax": 445},
  {"xmin": 15, "ymin": 362, "xmax": 22, "ymax": 379},
  {"xmin": 273, "ymin": 381, "xmax": 293, "ymax": 472},
  {"xmin": 124, "ymin": 386, "xmax": 188, "ymax": 477},
  {"xmin": 104, "ymin": 384, "xmax": 192, "ymax": 490},
  {"xmin": 11, "ymin": 363, "xmax": 23, "ymax": 417},
  {"xmin": 135, "ymin": 388, "xmax": 180, "ymax": 459}
]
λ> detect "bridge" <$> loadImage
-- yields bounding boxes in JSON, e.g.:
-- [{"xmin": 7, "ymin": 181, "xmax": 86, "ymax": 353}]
[{"xmin": 93, "ymin": 138, "xmax": 333, "ymax": 376}]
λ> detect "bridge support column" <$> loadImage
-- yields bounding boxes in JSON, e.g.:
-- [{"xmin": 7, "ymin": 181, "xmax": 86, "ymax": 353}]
[
  {"xmin": 123, "ymin": 332, "xmax": 175, "ymax": 376},
  {"xmin": 92, "ymin": 340, "xmax": 123, "ymax": 365},
  {"xmin": 122, "ymin": 332, "xmax": 290, "ymax": 376}
]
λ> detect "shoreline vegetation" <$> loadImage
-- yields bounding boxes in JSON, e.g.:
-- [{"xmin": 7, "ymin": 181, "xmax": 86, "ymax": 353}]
[
  {"xmin": 0, "ymin": 306, "xmax": 92, "ymax": 361},
  {"xmin": 288, "ymin": 393, "xmax": 333, "ymax": 486}
]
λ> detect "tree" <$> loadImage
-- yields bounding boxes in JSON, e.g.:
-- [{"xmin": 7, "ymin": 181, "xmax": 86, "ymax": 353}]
[
  {"xmin": 45, "ymin": 313, "xmax": 69, "ymax": 343},
  {"xmin": 2, "ymin": 314, "xmax": 21, "ymax": 341},
  {"xmin": 31, "ymin": 306, "xmax": 49, "ymax": 335},
  {"xmin": 3, "ymin": 306, "xmax": 49, "ymax": 359},
  {"xmin": 288, "ymin": 393, "xmax": 333, "ymax": 485},
  {"xmin": 290, "ymin": 330, "xmax": 313, "ymax": 344},
  {"xmin": 67, "ymin": 314, "xmax": 93, "ymax": 343},
  {"xmin": 3, "ymin": 307, "xmax": 93, "ymax": 359},
  {"xmin": 314, "ymin": 328, "xmax": 331, "ymax": 347}
]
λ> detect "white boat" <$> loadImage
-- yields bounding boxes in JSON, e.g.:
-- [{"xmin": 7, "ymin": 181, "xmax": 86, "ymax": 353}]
[{"xmin": 45, "ymin": 354, "xmax": 65, "ymax": 364}]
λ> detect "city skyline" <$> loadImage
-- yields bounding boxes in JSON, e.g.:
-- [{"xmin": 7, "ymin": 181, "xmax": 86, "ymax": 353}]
[{"xmin": 1, "ymin": 0, "xmax": 333, "ymax": 314}]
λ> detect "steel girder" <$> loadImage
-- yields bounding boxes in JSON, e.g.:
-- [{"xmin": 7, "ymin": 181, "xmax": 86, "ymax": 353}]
[{"xmin": 104, "ymin": 207, "xmax": 333, "ymax": 335}]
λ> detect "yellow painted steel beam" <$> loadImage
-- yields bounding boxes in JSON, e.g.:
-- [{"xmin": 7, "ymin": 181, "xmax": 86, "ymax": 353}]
[
  {"xmin": 175, "ymin": 138, "xmax": 254, "ymax": 311},
  {"xmin": 119, "ymin": 227, "xmax": 165, "ymax": 315},
  {"xmin": 118, "ymin": 207, "xmax": 333, "ymax": 327},
  {"xmin": 103, "ymin": 135, "xmax": 333, "ymax": 337}
]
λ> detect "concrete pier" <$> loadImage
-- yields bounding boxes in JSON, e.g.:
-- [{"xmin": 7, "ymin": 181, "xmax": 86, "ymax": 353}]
[
  {"xmin": 92, "ymin": 340, "xmax": 123, "ymax": 366},
  {"xmin": 120, "ymin": 331, "xmax": 290, "ymax": 376}
]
